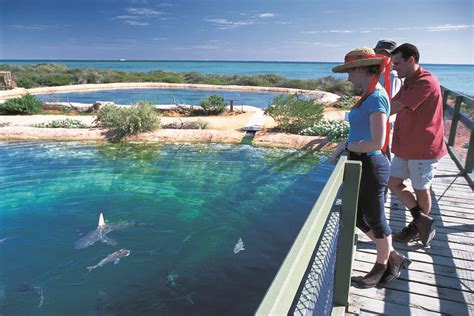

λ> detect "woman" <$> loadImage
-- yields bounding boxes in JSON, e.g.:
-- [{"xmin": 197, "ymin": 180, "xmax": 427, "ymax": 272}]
[{"xmin": 331, "ymin": 48, "xmax": 411, "ymax": 288}]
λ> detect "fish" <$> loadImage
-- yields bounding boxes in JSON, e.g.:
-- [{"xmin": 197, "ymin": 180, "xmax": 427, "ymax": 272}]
[
  {"xmin": 233, "ymin": 237, "xmax": 245, "ymax": 254},
  {"xmin": 87, "ymin": 249, "xmax": 131, "ymax": 272},
  {"xmin": 0, "ymin": 236, "xmax": 15, "ymax": 244},
  {"xmin": 18, "ymin": 282, "xmax": 45, "ymax": 308},
  {"xmin": 167, "ymin": 272, "xmax": 179, "ymax": 287}
]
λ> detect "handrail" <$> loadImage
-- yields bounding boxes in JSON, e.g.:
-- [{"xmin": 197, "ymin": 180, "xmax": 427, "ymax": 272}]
[
  {"xmin": 442, "ymin": 86, "xmax": 474, "ymax": 187},
  {"xmin": 255, "ymin": 157, "xmax": 362, "ymax": 315}
]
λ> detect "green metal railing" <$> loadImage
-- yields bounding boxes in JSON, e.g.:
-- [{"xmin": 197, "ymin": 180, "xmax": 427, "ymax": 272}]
[
  {"xmin": 255, "ymin": 156, "xmax": 362, "ymax": 316},
  {"xmin": 442, "ymin": 86, "xmax": 474, "ymax": 187}
]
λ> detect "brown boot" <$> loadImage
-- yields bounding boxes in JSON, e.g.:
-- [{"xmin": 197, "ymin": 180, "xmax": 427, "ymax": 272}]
[
  {"xmin": 356, "ymin": 262, "xmax": 387, "ymax": 288},
  {"xmin": 382, "ymin": 250, "xmax": 412, "ymax": 283},
  {"xmin": 415, "ymin": 213, "xmax": 436, "ymax": 247},
  {"xmin": 393, "ymin": 221, "xmax": 419, "ymax": 243}
]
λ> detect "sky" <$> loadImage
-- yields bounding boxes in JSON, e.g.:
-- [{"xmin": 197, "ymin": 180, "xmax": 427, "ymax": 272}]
[{"xmin": 0, "ymin": 0, "xmax": 473, "ymax": 64}]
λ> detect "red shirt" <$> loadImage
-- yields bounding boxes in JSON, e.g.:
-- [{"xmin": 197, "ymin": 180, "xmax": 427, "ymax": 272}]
[{"xmin": 392, "ymin": 67, "xmax": 447, "ymax": 159}]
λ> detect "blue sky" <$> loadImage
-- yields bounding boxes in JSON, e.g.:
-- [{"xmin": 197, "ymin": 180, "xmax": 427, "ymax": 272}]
[{"xmin": 1, "ymin": 0, "xmax": 473, "ymax": 64}]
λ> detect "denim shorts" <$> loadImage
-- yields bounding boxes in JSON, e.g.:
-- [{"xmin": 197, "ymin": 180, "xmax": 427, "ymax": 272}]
[{"xmin": 391, "ymin": 156, "xmax": 439, "ymax": 190}]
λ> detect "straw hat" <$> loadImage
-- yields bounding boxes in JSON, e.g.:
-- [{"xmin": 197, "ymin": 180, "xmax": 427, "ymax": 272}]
[{"xmin": 332, "ymin": 47, "xmax": 384, "ymax": 73}]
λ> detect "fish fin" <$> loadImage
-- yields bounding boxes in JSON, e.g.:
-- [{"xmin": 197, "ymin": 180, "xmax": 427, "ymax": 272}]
[
  {"xmin": 185, "ymin": 294, "xmax": 195, "ymax": 305},
  {"xmin": 87, "ymin": 266, "xmax": 95, "ymax": 272},
  {"xmin": 102, "ymin": 236, "xmax": 117, "ymax": 246},
  {"xmin": 98, "ymin": 212, "xmax": 105, "ymax": 229},
  {"xmin": 242, "ymin": 247, "xmax": 245, "ymax": 251},
  {"xmin": 114, "ymin": 258, "xmax": 121, "ymax": 265}
]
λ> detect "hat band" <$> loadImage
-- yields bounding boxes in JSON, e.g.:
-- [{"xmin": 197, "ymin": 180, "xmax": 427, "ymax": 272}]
[{"xmin": 345, "ymin": 53, "xmax": 381, "ymax": 63}]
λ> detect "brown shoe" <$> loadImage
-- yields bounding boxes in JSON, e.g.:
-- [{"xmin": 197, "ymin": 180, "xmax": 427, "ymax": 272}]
[
  {"xmin": 382, "ymin": 250, "xmax": 412, "ymax": 283},
  {"xmin": 415, "ymin": 213, "xmax": 436, "ymax": 247},
  {"xmin": 393, "ymin": 221, "xmax": 419, "ymax": 243},
  {"xmin": 356, "ymin": 262, "xmax": 387, "ymax": 288}
]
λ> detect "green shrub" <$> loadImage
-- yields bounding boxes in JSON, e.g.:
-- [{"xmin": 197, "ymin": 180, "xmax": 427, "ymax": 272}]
[
  {"xmin": 32, "ymin": 119, "xmax": 87, "ymax": 128},
  {"xmin": 94, "ymin": 101, "xmax": 160, "ymax": 139},
  {"xmin": 300, "ymin": 119, "xmax": 349, "ymax": 142},
  {"xmin": 264, "ymin": 94, "xmax": 324, "ymax": 134},
  {"xmin": 199, "ymin": 94, "xmax": 226, "ymax": 115},
  {"xmin": 0, "ymin": 94, "xmax": 42, "ymax": 114},
  {"xmin": 334, "ymin": 95, "xmax": 357, "ymax": 109}
]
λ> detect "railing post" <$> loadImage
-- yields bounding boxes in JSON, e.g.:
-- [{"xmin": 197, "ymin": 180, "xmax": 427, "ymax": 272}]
[
  {"xmin": 465, "ymin": 131, "xmax": 474, "ymax": 174},
  {"xmin": 442, "ymin": 87, "xmax": 449, "ymax": 112},
  {"xmin": 448, "ymin": 96, "xmax": 463, "ymax": 147},
  {"xmin": 332, "ymin": 160, "xmax": 362, "ymax": 308}
]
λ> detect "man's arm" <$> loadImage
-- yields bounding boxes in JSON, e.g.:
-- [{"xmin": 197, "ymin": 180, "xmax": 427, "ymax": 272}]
[{"xmin": 390, "ymin": 100, "xmax": 409, "ymax": 115}]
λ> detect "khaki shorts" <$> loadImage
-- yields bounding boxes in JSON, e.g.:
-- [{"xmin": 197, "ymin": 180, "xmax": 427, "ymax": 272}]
[{"xmin": 390, "ymin": 156, "xmax": 439, "ymax": 190}]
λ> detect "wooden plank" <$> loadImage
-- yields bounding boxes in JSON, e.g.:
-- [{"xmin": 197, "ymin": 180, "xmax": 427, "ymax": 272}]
[
  {"xmin": 354, "ymin": 257, "xmax": 474, "ymax": 293},
  {"xmin": 349, "ymin": 294, "xmax": 440, "ymax": 315},
  {"xmin": 350, "ymin": 285, "xmax": 474, "ymax": 315},
  {"xmin": 351, "ymin": 269, "xmax": 474, "ymax": 306},
  {"xmin": 356, "ymin": 248, "xmax": 473, "ymax": 271}
]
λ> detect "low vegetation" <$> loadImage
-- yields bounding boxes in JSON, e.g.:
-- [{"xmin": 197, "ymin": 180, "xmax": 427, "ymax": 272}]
[
  {"xmin": 265, "ymin": 94, "xmax": 324, "ymax": 134},
  {"xmin": 333, "ymin": 95, "xmax": 357, "ymax": 110},
  {"xmin": 0, "ymin": 94, "xmax": 42, "ymax": 114},
  {"xmin": 162, "ymin": 119, "xmax": 208, "ymax": 129},
  {"xmin": 32, "ymin": 118, "xmax": 88, "ymax": 128},
  {"xmin": 300, "ymin": 119, "xmax": 349, "ymax": 142},
  {"xmin": 0, "ymin": 63, "xmax": 358, "ymax": 96},
  {"xmin": 94, "ymin": 101, "xmax": 160, "ymax": 139}
]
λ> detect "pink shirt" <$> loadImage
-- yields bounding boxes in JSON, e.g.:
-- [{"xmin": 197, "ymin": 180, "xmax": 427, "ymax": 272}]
[{"xmin": 392, "ymin": 67, "xmax": 447, "ymax": 160}]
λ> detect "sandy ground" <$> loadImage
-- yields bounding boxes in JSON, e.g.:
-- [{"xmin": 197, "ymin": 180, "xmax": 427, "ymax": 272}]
[{"xmin": 0, "ymin": 107, "xmax": 344, "ymax": 149}]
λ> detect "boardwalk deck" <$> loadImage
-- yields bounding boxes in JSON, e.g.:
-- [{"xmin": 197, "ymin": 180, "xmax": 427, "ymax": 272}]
[{"xmin": 348, "ymin": 154, "xmax": 474, "ymax": 315}]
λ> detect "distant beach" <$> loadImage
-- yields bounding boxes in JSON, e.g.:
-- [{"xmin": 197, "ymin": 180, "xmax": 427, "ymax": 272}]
[{"xmin": 1, "ymin": 60, "xmax": 472, "ymax": 95}]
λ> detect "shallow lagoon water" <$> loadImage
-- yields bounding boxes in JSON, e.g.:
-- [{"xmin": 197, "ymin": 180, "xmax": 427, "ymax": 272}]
[
  {"xmin": 0, "ymin": 142, "xmax": 333, "ymax": 315},
  {"xmin": 36, "ymin": 88, "xmax": 281, "ymax": 109}
]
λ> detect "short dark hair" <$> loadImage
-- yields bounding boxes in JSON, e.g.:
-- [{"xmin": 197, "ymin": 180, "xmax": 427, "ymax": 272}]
[{"xmin": 392, "ymin": 43, "xmax": 420, "ymax": 63}]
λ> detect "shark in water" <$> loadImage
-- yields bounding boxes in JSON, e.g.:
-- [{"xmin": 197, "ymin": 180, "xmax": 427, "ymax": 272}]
[
  {"xmin": 233, "ymin": 237, "xmax": 245, "ymax": 254},
  {"xmin": 87, "ymin": 249, "xmax": 131, "ymax": 272},
  {"xmin": 74, "ymin": 213, "xmax": 118, "ymax": 249},
  {"xmin": 74, "ymin": 213, "xmax": 153, "ymax": 250}
]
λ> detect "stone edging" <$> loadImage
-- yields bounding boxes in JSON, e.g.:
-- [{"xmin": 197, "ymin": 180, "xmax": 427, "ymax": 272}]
[{"xmin": 0, "ymin": 127, "xmax": 329, "ymax": 150}]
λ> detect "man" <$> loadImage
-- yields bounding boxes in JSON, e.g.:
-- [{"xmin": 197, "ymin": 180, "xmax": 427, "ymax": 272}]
[
  {"xmin": 374, "ymin": 39, "xmax": 403, "ymax": 161},
  {"xmin": 388, "ymin": 43, "xmax": 447, "ymax": 247},
  {"xmin": 374, "ymin": 39, "xmax": 402, "ymax": 98}
]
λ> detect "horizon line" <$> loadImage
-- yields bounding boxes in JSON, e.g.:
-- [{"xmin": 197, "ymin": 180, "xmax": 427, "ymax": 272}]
[{"xmin": 0, "ymin": 59, "xmax": 473, "ymax": 66}]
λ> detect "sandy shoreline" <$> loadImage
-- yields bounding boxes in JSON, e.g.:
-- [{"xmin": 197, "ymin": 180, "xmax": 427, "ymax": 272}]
[
  {"xmin": 0, "ymin": 110, "xmax": 333, "ymax": 150},
  {"xmin": 0, "ymin": 83, "xmax": 343, "ymax": 150}
]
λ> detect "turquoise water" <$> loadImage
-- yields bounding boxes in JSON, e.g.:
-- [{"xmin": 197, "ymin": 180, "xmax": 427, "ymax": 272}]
[
  {"xmin": 2, "ymin": 60, "xmax": 472, "ymax": 95},
  {"xmin": 36, "ymin": 88, "xmax": 281, "ymax": 108},
  {"xmin": 0, "ymin": 141, "xmax": 333, "ymax": 315}
]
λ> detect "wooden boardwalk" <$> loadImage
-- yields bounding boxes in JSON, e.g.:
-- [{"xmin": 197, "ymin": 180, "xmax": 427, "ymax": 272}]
[{"xmin": 349, "ymin": 154, "xmax": 474, "ymax": 315}]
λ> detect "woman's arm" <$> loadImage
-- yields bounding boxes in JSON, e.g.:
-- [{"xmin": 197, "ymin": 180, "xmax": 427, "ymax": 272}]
[{"xmin": 347, "ymin": 112, "xmax": 386, "ymax": 153}]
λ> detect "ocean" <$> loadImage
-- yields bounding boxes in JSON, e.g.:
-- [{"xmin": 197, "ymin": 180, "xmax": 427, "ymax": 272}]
[{"xmin": 1, "ymin": 60, "xmax": 473, "ymax": 96}]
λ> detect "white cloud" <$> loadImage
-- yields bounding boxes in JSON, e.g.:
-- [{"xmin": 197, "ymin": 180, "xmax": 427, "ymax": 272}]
[
  {"xmin": 8, "ymin": 24, "xmax": 58, "ymax": 30},
  {"xmin": 427, "ymin": 24, "xmax": 474, "ymax": 32},
  {"xmin": 115, "ymin": 6, "xmax": 165, "ymax": 26},
  {"xmin": 275, "ymin": 21, "xmax": 291, "ymax": 25},
  {"xmin": 123, "ymin": 20, "xmax": 150, "ymax": 26},
  {"xmin": 205, "ymin": 18, "xmax": 254, "ymax": 30},
  {"xmin": 257, "ymin": 13, "xmax": 275, "ymax": 18},
  {"xmin": 152, "ymin": 37, "xmax": 168, "ymax": 40},
  {"xmin": 192, "ymin": 45, "xmax": 219, "ymax": 50},
  {"xmin": 294, "ymin": 41, "xmax": 342, "ymax": 48},
  {"xmin": 126, "ymin": 8, "xmax": 162, "ymax": 16}
]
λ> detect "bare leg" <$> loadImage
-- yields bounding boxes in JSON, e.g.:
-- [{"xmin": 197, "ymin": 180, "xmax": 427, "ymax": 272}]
[
  {"xmin": 374, "ymin": 235, "xmax": 392, "ymax": 264},
  {"xmin": 414, "ymin": 188, "xmax": 432, "ymax": 215},
  {"xmin": 388, "ymin": 176, "xmax": 417, "ymax": 209},
  {"xmin": 365, "ymin": 230, "xmax": 394, "ymax": 263}
]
